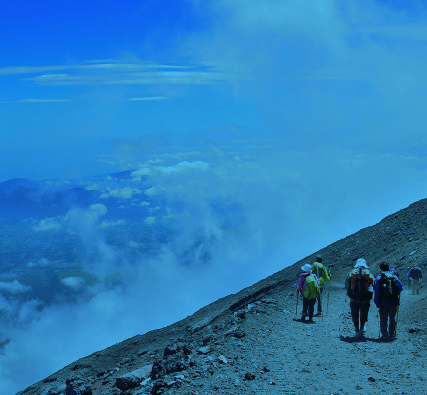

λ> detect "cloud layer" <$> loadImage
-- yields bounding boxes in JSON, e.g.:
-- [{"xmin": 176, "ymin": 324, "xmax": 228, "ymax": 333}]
[{"xmin": 3, "ymin": 1, "xmax": 427, "ymax": 394}]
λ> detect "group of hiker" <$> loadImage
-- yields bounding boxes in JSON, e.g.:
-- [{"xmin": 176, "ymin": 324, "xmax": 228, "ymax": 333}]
[{"xmin": 296, "ymin": 256, "xmax": 423, "ymax": 340}]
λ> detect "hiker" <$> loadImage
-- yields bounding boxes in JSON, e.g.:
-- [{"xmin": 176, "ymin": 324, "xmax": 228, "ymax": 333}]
[
  {"xmin": 374, "ymin": 263, "xmax": 404, "ymax": 340},
  {"xmin": 345, "ymin": 258, "xmax": 374, "ymax": 337},
  {"xmin": 296, "ymin": 264, "xmax": 320, "ymax": 322},
  {"xmin": 311, "ymin": 255, "xmax": 330, "ymax": 316},
  {"xmin": 408, "ymin": 264, "xmax": 423, "ymax": 295},
  {"xmin": 406, "ymin": 267, "xmax": 411, "ymax": 287}
]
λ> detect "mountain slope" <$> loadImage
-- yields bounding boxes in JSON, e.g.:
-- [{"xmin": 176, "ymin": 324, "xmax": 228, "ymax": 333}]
[{"xmin": 16, "ymin": 198, "xmax": 427, "ymax": 395}]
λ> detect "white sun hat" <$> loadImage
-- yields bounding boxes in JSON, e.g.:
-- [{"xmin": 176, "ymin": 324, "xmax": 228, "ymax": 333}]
[
  {"xmin": 354, "ymin": 258, "xmax": 368, "ymax": 269},
  {"xmin": 301, "ymin": 264, "xmax": 312, "ymax": 273}
]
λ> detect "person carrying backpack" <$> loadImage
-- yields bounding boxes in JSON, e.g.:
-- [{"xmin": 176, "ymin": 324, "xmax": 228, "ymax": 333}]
[
  {"xmin": 408, "ymin": 264, "xmax": 423, "ymax": 295},
  {"xmin": 345, "ymin": 258, "xmax": 374, "ymax": 337},
  {"xmin": 311, "ymin": 255, "xmax": 330, "ymax": 316},
  {"xmin": 374, "ymin": 263, "xmax": 404, "ymax": 340},
  {"xmin": 296, "ymin": 264, "xmax": 320, "ymax": 323}
]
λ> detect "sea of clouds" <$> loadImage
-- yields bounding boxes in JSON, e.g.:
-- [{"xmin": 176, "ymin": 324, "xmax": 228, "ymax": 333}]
[{"xmin": 1, "ymin": 144, "xmax": 427, "ymax": 394}]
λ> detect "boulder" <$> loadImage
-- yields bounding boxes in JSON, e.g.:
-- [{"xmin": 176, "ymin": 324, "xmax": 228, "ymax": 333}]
[
  {"xmin": 65, "ymin": 376, "xmax": 92, "ymax": 395},
  {"xmin": 115, "ymin": 365, "xmax": 153, "ymax": 391}
]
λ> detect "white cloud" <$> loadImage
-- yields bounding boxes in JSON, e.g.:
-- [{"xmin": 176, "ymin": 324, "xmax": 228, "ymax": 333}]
[
  {"xmin": 61, "ymin": 277, "xmax": 85, "ymax": 289},
  {"xmin": 157, "ymin": 161, "xmax": 209, "ymax": 174},
  {"xmin": 33, "ymin": 218, "xmax": 61, "ymax": 232},
  {"xmin": 0, "ymin": 280, "xmax": 31, "ymax": 294},
  {"xmin": 127, "ymin": 97, "xmax": 168, "ymax": 101},
  {"xmin": 100, "ymin": 187, "xmax": 142, "ymax": 199},
  {"xmin": 130, "ymin": 167, "xmax": 151, "ymax": 181},
  {"xmin": 144, "ymin": 216, "xmax": 156, "ymax": 225},
  {"xmin": 128, "ymin": 240, "xmax": 141, "ymax": 248},
  {"xmin": 0, "ymin": 98, "xmax": 72, "ymax": 104},
  {"xmin": 132, "ymin": 161, "xmax": 209, "ymax": 180},
  {"xmin": 89, "ymin": 203, "xmax": 108, "ymax": 216},
  {"xmin": 1, "ymin": 61, "xmax": 224, "ymax": 87},
  {"xmin": 99, "ymin": 219, "xmax": 125, "ymax": 229}
]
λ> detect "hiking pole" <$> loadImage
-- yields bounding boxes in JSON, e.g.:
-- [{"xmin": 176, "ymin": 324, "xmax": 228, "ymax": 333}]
[
  {"xmin": 394, "ymin": 293, "xmax": 401, "ymax": 338},
  {"xmin": 377, "ymin": 309, "xmax": 381, "ymax": 338},
  {"xmin": 325, "ymin": 265, "xmax": 332, "ymax": 316},
  {"xmin": 326, "ymin": 280, "xmax": 331, "ymax": 316},
  {"xmin": 319, "ymin": 288, "xmax": 323, "ymax": 321},
  {"xmin": 295, "ymin": 291, "xmax": 299, "ymax": 318}
]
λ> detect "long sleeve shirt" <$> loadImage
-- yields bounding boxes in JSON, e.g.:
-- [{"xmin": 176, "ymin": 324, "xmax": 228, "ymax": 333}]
[{"xmin": 374, "ymin": 272, "xmax": 404, "ymax": 307}]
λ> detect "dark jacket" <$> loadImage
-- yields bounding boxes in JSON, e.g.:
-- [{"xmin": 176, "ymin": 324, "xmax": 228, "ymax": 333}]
[{"xmin": 374, "ymin": 272, "xmax": 404, "ymax": 307}]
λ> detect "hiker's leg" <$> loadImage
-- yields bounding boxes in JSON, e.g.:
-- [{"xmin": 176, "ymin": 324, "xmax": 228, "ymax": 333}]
[
  {"xmin": 388, "ymin": 305, "xmax": 398, "ymax": 337},
  {"xmin": 317, "ymin": 288, "xmax": 323, "ymax": 314},
  {"xmin": 308, "ymin": 298, "xmax": 315, "ymax": 320},
  {"xmin": 349, "ymin": 301, "xmax": 359, "ymax": 331},
  {"xmin": 360, "ymin": 301, "xmax": 370, "ymax": 333},
  {"xmin": 301, "ymin": 297, "xmax": 309, "ymax": 319},
  {"xmin": 411, "ymin": 279, "xmax": 416, "ymax": 294},
  {"xmin": 414, "ymin": 279, "xmax": 420, "ymax": 294},
  {"xmin": 379, "ymin": 307, "xmax": 389, "ymax": 337}
]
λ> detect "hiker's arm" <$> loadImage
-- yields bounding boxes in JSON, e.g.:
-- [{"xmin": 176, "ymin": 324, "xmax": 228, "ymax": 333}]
[
  {"xmin": 397, "ymin": 278, "xmax": 404, "ymax": 291},
  {"xmin": 324, "ymin": 267, "xmax": 330, "ymax": 282},
  {"xmin": 296, "ymin": 276, "xmax": 304, "ymax": 292},
  {"xmin": 373, "ymin": 278, "xmax": 380, "ymax": 306}
]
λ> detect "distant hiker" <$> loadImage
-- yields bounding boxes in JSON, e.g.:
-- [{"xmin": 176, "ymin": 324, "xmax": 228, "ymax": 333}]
[
  {"xmin": 374, "ymin": 263, "xmax": 404, "ymax": 340},
  {"xmin": 406, "ymin": 267, "xmax": 411, "ymax": 287},
  {"xmin": 345, "ymin": 258, "xmax": 374, "ymax": 337},
  {"xmin": 311, "ymin": 255, "xmax": 330, "ymax": 316},
  {"xmin": 297, "ymin": 264, "xmax": 321, "ymax": 322},
  {"xmin": 408, "ymin": 264, "xmax": 423, "ymax": 295}
]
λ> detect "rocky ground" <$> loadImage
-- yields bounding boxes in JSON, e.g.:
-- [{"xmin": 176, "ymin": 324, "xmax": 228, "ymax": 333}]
[{"xmin": 17, "ymin": 199, "xmax": 427, "ymax": 395}]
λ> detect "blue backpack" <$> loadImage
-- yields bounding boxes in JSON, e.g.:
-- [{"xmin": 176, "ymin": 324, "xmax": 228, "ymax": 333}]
[{"xmin": 410, "ymin": 267, "xmax": 422, "ymax": 280}]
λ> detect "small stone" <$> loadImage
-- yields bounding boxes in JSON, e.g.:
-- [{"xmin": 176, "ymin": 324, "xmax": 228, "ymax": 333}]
[
  {"xmin": 197, "ymin": 346, "xmax": 211, "ymax": 355},
  {"xmin": 244, "ymin": 372, "xmax": 255, "ymax": 380},
  {"xmin": 217, "ymin": 355, "xmax": 228, "ymax": 364}
]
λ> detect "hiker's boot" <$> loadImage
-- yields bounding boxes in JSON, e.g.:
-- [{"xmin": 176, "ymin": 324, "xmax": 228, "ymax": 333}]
[
  {"xmin": 354, "ymin": 325, "xmax": 360, "ymax": 336},
  {"xmin": 360, "ymin": 325, "xmax": 365, "ymax": 336}
]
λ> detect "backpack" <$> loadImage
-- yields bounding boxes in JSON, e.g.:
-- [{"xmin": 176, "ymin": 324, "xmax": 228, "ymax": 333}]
[
  {"xmin": 409, "ymin": 267, "xmax": 422, "ymax": 280},
  {"xmin": 312, "ymin": 263, "xmax": 324, "ymax": 278},
  {"xmin": 347, "ymin": 268, "xmax": 372, "ymax": 301},
  {"xmin": 304, "ymin": 275, "xmax": 320, "ymax": 300},
  {"xmin": 378, "ymin": 273, "xmax": 400, "ymax": 302}
]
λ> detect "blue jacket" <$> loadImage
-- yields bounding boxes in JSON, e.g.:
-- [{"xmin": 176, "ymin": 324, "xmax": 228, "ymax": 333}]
[{"xmin": 374, "ymin": 272, "xmax": 404, "ymax": 307}]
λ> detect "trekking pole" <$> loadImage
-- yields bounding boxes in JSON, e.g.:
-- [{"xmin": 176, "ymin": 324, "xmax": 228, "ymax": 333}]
[
  {"xmin": 326, "ymin": 265, "xmax": 332, "ymax": 316},
  {"xmin": 319, "ymin": 287, "xmax": 323, "ymax": 321},
  {"xmin": 326, "ymin": 280, "xmax": 331, "ymax": 316},
  {"xmin": 295, "ymin": 291, "xmax": 299, "ymax": 318},
  {"xmin": 377, "ymin": 309, "xmax": 381, "ymax": 337},
  {"xmin": 394, "ymin": 293, "xmax": 401, "ymax": 337}
]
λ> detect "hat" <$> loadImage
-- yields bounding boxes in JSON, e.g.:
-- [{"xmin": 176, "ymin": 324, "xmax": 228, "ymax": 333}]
[
  {"xmin": 380, "ymin": 263, "xmax": 390, "ymax": 271},
  {"xmin": 315, "ymin": 255, "xmax": 322, "ymax": 263},
  {"xmin": 301, "ymin": 264, "xmax": 312, "ymax": 273},
  {"xmin": 354, "ymin": 258, "xmax": 368, "ymax": 269}
]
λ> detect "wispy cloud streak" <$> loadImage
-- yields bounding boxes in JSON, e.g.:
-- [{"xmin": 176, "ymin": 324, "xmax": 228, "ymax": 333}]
[
  {"xmin": 0, "ymin": 99, "xmax": 73, "ymax": 104},
  {"xmin": 0, "ymin": 60, "xmax": 223, "ymax": 87}
]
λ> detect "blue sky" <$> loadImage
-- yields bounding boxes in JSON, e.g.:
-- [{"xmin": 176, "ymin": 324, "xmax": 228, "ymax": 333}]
[
  {"xmin": 1, "ymin": 0, "xmax": 426, "ymax": 182},
  {"xmin": 3, "ymin": 1, "xmax": 427, "ymax": 392}
]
